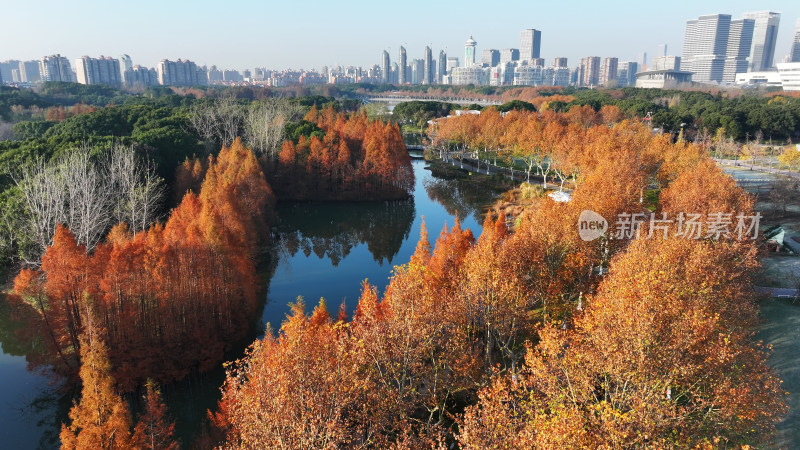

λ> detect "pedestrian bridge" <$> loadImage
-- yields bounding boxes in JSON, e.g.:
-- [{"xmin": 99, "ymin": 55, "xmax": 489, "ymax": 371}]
[{"xmin": 362, "ymin": 94, "xmax": 502, "ymax": 107}]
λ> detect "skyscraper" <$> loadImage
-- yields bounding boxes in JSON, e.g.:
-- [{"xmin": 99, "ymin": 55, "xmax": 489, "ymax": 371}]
[
  {"xmin": 423, "ymin": 46, "xmax": 433, "ymax": 85},
  {"xmin": 742, "ymin": 11, "xmax": 780, "ymax": 71},
  {"xmin": 724, "ymin": 18, "xmax": 755, "ymax": 82},
  {"xmin": 381, "ymin": 50, "xmax": 390, "ymax": 84},
  {"xmin": 157, "ymin": 59, "xmax": 206, "ymax": 86},
  {"xmin": 438, "ymin": 50, "xmax": 447, "ymax": 82},
  {"xmin": 791, "ymin": 18, "xmax": 800, "ymax": 63},
  {"xmin": 600, "ymin": 57, "xmax": 618, "ymax": 85},
  {"xmin": 398, "ymin": 46, "xmax": 407, "ymax": 84},
  {"xmin": 465, "ymin": 36, "xmax": 477, "ymax": 67},
  {"xmin": 500, "ymin": 49, "xmax": 520, "ymax": 65},
  {"xmin": 520, "ymin": 29, "xmax": 542, "ymax": 61},
  {"xmin": 482, "ymin": 49, "xmax": 500, "ymax": 67},
  {"xmin": 120, "ymin": 54, "xmax": 133, "ymax": 86},
  {"xmin": 39, "ymin": 54, "xmax": 75, "ymax": 82},
  {"xmin": 681, "ymin": 14, "xmax": 731, "ymax": 83},
  {"xmin": 580, "ymin": 56, "xmax": 601, "ymax": 86},
  {"xmin": 19, "ymin": 61, "xmax": 40, "ymax": 83},
  {"xmin": 553, "ymin": 57, "xmax": 568, "ymax": 68},
  {"xmin": 75, "ymin": 55, "xmax": 122, "ymax": 87}
]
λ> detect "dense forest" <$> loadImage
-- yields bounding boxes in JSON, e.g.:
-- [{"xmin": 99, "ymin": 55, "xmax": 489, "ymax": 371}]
[{"xmin": 0, "ymin": 82, "xmax": 792, "ymax": 447}]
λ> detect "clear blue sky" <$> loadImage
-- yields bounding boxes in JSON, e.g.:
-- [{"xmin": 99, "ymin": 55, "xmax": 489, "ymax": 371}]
[{"xmin": 0, "ymin": 0, "xmax": 797, "ymax": 71}]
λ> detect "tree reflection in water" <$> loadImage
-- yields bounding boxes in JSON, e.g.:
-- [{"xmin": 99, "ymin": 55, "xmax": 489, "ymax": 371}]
[
  {"xmin": 424, "ymin": 176, "xmax": 498, "ymax": 223},
  {"xmin": 275, "ymin": 200, "xmax": 415, "ymax": 267}
]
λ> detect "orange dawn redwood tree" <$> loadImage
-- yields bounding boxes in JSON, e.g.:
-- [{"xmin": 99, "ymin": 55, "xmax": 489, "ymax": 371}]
[
  {"xmin": 12, "ymin": 139, "xmax": 274, "ymax": 390},
  {"xmin": 212, "ymin": 108, "xmax": 785, "ymax": 447}
]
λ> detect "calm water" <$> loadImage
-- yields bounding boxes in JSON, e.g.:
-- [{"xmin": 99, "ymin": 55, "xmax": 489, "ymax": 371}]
[{"xmin": 0, "ymin": 157, "xmax": 496, "ymax": 448}]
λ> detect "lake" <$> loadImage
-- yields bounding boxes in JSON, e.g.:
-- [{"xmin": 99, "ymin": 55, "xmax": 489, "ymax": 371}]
[{"xmin": 0, "ymin": 155, "xmax": 496, "ymax": 448}]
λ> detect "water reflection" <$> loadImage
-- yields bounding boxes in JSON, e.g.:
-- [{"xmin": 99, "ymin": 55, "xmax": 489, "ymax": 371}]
[
  {"xmin": 0, "ymin": 158, "xmax": 500, "ymax": 448},
  {"xmin": 424, "ymin": 175, "xmax": 498, "ymax": 223},
  {"xmin": 275, "ymin": 200, "xmax": 415, "ymax": 267}
]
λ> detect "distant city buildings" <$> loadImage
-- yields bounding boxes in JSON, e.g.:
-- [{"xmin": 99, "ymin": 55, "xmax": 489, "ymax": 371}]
[
  {"xmin": 423, "ymin": 46, "xmax": 433, "ymax": 85},
  {"xmin": 600, "ymin": 57, "xmax": 618, "ymax": 86},
  {"xmin": 790, "ymin": 18, "xmax": 800, "ymax": 63},
  {"xmin": 681, "ymin": 14, "xmax": 731, "ymax": 83},
  {"xmin": 40, "ymin": 54, "xmax": 75, "ymax": 82},
  {"xmin": 520, "ymin": 29, "xmax": 542, "ymax": 62},
  {"xmin": 681, "ymin": 11, "xmax": 783, "ymax": 85},
  {"xmin": 482, "ymin": 49, "xmax": 500, "ymax": 68},
  {"xmin": 75, "ymin": 55, "xmax": 122, "ymax": 87},
  {"xmin": 776, "ymin": 62, "xmax": 800, "ymax": 90},
  {"xmin": 8, "ymin": 14, "xmax": 800, "ymax": 91},
  {"xmin": 157, "ymin": 59, "xmax": 206, "ymax": 86},
  {"xmin": 723, "ymin": 18, "xmax": 755, "ymax": 83},
  {"xmin": 464, "ymin": 36, "xmax": 477, "ymax": 67},
  {"xmin": 381, "ymin": 50, "xmax": 390, "ymax": 84},
  {"xmin": 580, "ymin": 56, "xmax": 601, "ymax": 86},
  {"xmin": 500, "ymin": 48, "xmax": 520, "ymax": 66},
  {"xmin": 437, "ymin": 50, "xmax": 447, "ymax": 83},
  {"xmin": 742, "ymin": 11, "xmax": 781, "ymax": 72},
  {"xmin": 398, "ymin": 46, "xmax": 407, "ymax": 84}
]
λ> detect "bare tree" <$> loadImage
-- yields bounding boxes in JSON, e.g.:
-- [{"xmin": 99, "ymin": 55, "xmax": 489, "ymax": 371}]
[
  {"xmin": 187, "ymin": 101, "xmax": 218, "ymax": 145},
  {"xmin": 14, "ymin": 144, "xmax": 165, "ymax": 263},
  {"xmin": 14, "ymin": 157, "xmax": 68, "ymax": 262},
  {"xmin": 244, "ymin": 99, "xmax": 300, "ymax": 158},
  {"xmin": 216, "ymin": 96, "xmax": 244, "ymax": 147},
  {"xmin": 107, "ymin": 144, "xmax": 165, "ymax": 234},
  {"xmin": 188, "ymin": 96, "xmax": 247, "ymax": 149},
  {"xmin": 60, "ymin": 146, "xmax": 114, "ymax": 251}
]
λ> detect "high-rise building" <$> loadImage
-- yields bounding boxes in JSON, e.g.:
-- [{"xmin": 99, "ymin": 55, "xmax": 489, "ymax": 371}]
[
  {"xmin": 792, "ymin": 18, "xmax": 800, "ymax": 63},
  {"xmin": 446, "ymin": 57, "xmax": 459, "ymax": 73},
  {"xmin": 119, "ymin": 54, "xmax": 133, "ymax": 86},
  {"xmin": 0, "ymin": 60, "xmax": 20, "ymax": 83},
  {"xmin": 482, "ymin": 49, "xmax": 500, "ymax": 67},
  {"xmin": 398, "ymin": 46, "xmax": 407, "ymax": 84},
  {"xmin": 19, "ymin": 61, "xmax": 40, "ymax": 83},
  {"xmin": 616, "ymin": 61, "xmax": 639, "ymax": 87},
  {"xmin": 580, "ymin": 57, "xmax": 601, "ymax": 86},
  {"xmin": 381, "ymin": 50, "xmax": 390, "ymax": 84},
  {"xmin": 39, "ymin": 54, "xmax": 75, "ymax": 82},
  {"xmin": 681, "ymin": 14, "xmax": 731, "ymax": 83},
  {"xmin": 127, "ymin": 65, "xmax": 157, "ymax": 87},
  {"xmin": 157, "ymin": 59, "xmax": 206, "ymax": 86},
  {"xmin": 724, "ymin": 18, "xmax": 755, "ymax": 82},
  {"xmin": 500, "ymin": 48, "xmax": 520, "ymax": 65},
  {"xmin": 652, "ymin": 56, "xmax": 681, "ymax": 71},
  {"xmin": 553, "ymin": 57, "xmax": 568, "ymax": 68},
  {"xmin": 465, "ymin": 36, "xmax": 477, "ymax": 67},
  {"xmin": 438, "ymin": 50, "xmax": 447, "ymax": 82},
  {"xmin": 742, "ymin": 11, "xmax": 780, "ymax": 71},
  {"xmin": 423, "ymin": 46, "xmax": 433, "ymax": 85},
  {"xmin": 658, "ymin": 44, "xmax": 668, "ymax": 58},
  {"xmin": 600, "ymin": 57, "xmax": 619, "ymax": 85},
  {"xmin": 531, "ymin": 58, "xmax": 545, "ymax": 67},
  {"xmin": 75, "ymin": 56, "xmax": 122, "ymax": 87},
  {"xmin": 411, "ymin": 58, "xmax": 424, "ymax": 85},
  {"xmin": 639, "ymin": 51, "xmax": 648, "ymax": 70},
  {"xmin": 520, "ymin": 29, "xmax": 542, "ymax": 61}
]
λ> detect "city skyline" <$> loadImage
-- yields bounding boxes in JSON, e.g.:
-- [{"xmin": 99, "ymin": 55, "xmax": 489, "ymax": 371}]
[{"xmin": 1, "ymin": 1, "xmax": 798, "ymax": 72}]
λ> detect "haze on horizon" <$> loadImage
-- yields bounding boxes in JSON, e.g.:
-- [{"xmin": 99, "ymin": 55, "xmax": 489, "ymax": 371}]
[{"xmin": 1, "ymin": 0, "xmax": 798, "ymax": 72}]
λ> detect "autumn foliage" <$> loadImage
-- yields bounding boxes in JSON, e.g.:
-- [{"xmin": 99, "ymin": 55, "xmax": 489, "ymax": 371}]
[
  {"xmin": 213, "ymin": 110, "xmax": 786, "ymax": 447},
  {"xmin": 265, "ymin": 106, "xmax": 414, "ymax": 200},
  {"xmin": 12, "ymin": 139, "xmax": 273, "ymax": 390}
]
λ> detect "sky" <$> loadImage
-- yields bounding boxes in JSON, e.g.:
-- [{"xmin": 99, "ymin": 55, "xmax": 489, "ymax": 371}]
[{"xmin": 0, "ymin": 0, "xmax": 798, "ymax": 71}]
